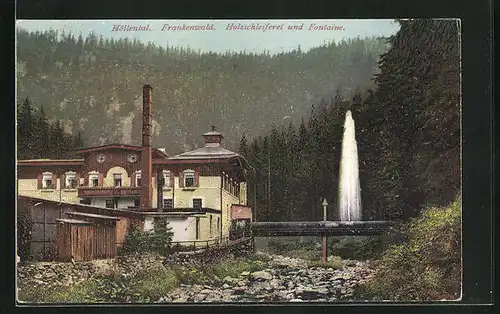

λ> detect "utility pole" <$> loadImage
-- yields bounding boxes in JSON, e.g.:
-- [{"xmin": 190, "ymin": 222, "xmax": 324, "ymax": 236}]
[{"xmin": 322, "ymin": 198, "xmax": 328, "ymax": 265}]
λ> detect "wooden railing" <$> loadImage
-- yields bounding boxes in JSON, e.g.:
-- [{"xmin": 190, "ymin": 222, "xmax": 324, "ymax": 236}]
[
  {"xmin": 170, "ymin": 235, "xmax": 230, "ymax": 251},
  {"xmin": 169, "ymin": 234, "xmax": 252, "ymax": 252}
]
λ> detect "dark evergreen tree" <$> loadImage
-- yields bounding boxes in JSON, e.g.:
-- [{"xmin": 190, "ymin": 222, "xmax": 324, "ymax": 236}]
[{"xmin": 17, "ymin": 97, "xmax": 35, "ymax": 159}]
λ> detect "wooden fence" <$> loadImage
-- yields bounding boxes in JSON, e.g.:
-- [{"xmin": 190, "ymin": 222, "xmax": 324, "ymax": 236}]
[{"xmin": 56, "ymin": 218, "xmax": 117, "ymax": 262}]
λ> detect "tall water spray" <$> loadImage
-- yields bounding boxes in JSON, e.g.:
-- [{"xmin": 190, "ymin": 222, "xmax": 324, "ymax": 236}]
[{"xmin": 338, "ymin": 110, "xmax": 362, "ymax": 221}]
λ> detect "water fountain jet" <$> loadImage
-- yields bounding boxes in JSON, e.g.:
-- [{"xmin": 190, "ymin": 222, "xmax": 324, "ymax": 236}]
[{"xmin": 338, "ymin": 110, "xmax": 362, "ymax": 221}]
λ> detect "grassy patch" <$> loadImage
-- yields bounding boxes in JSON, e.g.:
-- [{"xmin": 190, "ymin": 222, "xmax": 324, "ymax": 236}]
[
  {"xmin": 288, "ymin": 249, "xmax": 322, "ymax": 261},
  {"xmin": 307, "ymin": 256, "xmax": 343, "ymax": 269},
  {"xmin": 354, "ymin": 196, "xmax": 462, "ymax": 301},
  {"xmin": 18, "ymin": 265, "xmax": 180, "ymax": 303},
  {"xmin": 18, "ymin": 280, "xmax": 100, "ymax": 303},
  {"xmin": 212, "ymin": 258, "xmax": 268, "ymax": 279},
  {"xmin": 128, "ymin": 265, "xmax": 179, "ymax": 301}
]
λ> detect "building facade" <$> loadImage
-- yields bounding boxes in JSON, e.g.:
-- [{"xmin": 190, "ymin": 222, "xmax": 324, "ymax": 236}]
[{"xmin": 17, "ymin": 129, "xmax": 252, "ymax": 244}]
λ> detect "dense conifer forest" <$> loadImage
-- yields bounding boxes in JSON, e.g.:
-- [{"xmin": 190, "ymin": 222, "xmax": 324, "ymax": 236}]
[
  {"xmin": 241, "ymin": 19, "xmax": 460, "ymax": 222},
  {"xmin": 16, "ymin": 29, "xmax": 388, "ymax": 154},
  {"xmin": 17, "ymin": 97, "xmax": 85, "ymax": 159}
]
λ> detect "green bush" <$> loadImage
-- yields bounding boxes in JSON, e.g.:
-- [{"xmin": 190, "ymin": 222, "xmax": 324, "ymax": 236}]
[
  {"xmin": 17, "ymin": 210, "xmax": 33, "ymax": 261},
  {"xmin": 355, "ymin": 196, "xmax": 462, "ymax": 301},
  {"xmin": 119, "ymin": 218, "xmax": 174, "ymax": 256},
  {"xmin": 328, "ymin": 235, "xmax": 385, "ymax": 260}
]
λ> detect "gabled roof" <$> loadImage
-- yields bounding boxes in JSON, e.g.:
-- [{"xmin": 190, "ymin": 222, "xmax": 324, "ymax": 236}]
[{"xmin": 72, "ymin": 143, "xmax": 169, "ymax": 158}]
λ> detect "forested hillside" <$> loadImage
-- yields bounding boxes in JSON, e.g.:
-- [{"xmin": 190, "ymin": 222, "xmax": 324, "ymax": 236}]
[
  {"xmin": 242, "ymin": 19, "xmax": 461, "ymax": 222},
  {"xmin": 16, "ymin": 29, "xmax": 389, "ymax": 154}
]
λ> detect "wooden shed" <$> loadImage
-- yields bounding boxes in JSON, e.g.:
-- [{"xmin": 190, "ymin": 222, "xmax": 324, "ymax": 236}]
[
  {"xmin": 65, "ymin": 212, "xmax": 121, "ymax": 259},
  {"xmin": 56, "ymin": 218, "xmax": 93, "ymax": 262}
]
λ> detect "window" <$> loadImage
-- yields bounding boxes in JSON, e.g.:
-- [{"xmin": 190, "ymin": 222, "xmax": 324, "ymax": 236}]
[
  {"xmin": 113, "ymin": 173, "xmax": 122, "ymax": 187},
  {"xmin": 65, "ymin": 171, "xmax": 77, "ymax": 189},
  {"xmin": 80, "ymin": 198, "xmax": 91, "ymax": 205},
  {"xmin": 42, "ymin": 172, "xmax": 53, "ymax": 189},
  {"xmin": 162, "ymin": 170, "xmax": 171, "ymax": 188},
  {"xmin": 184, "ymin": 169, "xmax": 195, "ymax": 187},
  {"xmin": 89, "ymin": 172, "xmax": 99, "ymax": 187},
  {"xmin": 163, "ymin": 198, "xmax": 173, "ymax": 209},
  {"xmin": 193, "ymin": 198, "xmax": 202, "ymax": 209},
  {"xmin": 135, "ymin": 171, "xmax": 141, "ymax": 187},
  {"xmin": 217, "ymin": 217, "xmax": 220, "ymax": 233},
  {"xmin": 105, "ymin": 200, "xmax": 114, "ymax": 209}
]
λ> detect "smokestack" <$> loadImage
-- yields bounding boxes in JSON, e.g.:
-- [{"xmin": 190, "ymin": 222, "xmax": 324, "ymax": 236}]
[{"xmin": 140, "ymin": 85, "xmax": 153, "ymax": 211}]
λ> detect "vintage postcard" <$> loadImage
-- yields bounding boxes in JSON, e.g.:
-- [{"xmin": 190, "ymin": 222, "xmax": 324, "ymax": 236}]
[{"xmin": 15, "ymin": 19, "xmax": 462, "ymax": 304}]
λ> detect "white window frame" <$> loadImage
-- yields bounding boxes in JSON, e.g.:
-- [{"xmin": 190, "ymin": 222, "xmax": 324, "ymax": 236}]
[
  {"xmin": 65, "ymin": 171, "xmax": 77, "ymax": 189},
  {"xmin": 184, "ymin": 169, "xmax": 195, "ymax": 187},
  {"xmin": 162, "ymin": 170, "xmax": 171, "ymax": 188},
  {"xmin": 42, "ymin": 172, "xmax": 53, "ymax": 189},
  {"xmin": 89, "ymin": 171, "xmax": 99, "ymax": 187},
  {"xmin": 135, "ymin": 170, "xmax": 142, "ymax": 187},
  {"xmin": 113, "ymin": 173, "xmax": 122, "ymax": 187}
]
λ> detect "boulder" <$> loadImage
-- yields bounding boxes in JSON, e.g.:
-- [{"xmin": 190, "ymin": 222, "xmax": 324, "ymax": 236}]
[{"xmin": 251, "ymin": 270, "xmax": 273, "ymax": 281}]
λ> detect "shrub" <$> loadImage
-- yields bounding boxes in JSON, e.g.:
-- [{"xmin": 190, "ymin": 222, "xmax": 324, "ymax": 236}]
[
  {"xmin": 119, "ymin": 218, "xmax": 173, "ymax": 256},
  {"xmin": 17, "ymin": 210, "xmax": 33, "ymax": 261},
  {"xmin": 328, "ymin": 235, "xmax": 385, "ymax": 260},
  {"xmin": 354, "ymin": 195, "xmax": 462, "ymax": 301}
]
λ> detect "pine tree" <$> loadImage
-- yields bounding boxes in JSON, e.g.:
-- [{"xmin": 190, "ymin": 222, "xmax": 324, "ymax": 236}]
[
  {"xmin": 238, "ymin": 133, "xmax": 249, "ymax": 157},
  {"xmin": 32, "ymin": 106, "xmax": 49, "ymax": 159},
  {"xmin": 17, "ymin": 97, "xmax": 35, "ymax": 159}
]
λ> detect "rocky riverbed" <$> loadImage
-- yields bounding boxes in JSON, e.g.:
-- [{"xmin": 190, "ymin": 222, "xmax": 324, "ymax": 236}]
[{"xmin": 160, "ymin": 252, "xmax": 376, "ymax": 303}]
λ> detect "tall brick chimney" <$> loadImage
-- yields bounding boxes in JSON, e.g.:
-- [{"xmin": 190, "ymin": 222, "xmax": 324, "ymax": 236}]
[{"xmin": 140, "ymin": 85, "xmax": 153, "ymax": 211}]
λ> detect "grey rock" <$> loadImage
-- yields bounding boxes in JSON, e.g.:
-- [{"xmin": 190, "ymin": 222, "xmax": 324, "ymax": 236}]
[
  {"xmin": 223, "ymin": 276, "xmax": 234, "ymax": 283},
  {"xmin": 251, "ymin": 270, "xmax": 273, "ymax": 281}
]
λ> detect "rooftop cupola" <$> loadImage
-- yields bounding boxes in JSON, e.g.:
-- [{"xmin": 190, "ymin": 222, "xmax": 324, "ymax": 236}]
[{"xmin": 202, "ymin": 125, "xmax": 224, "ymax": 147}]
